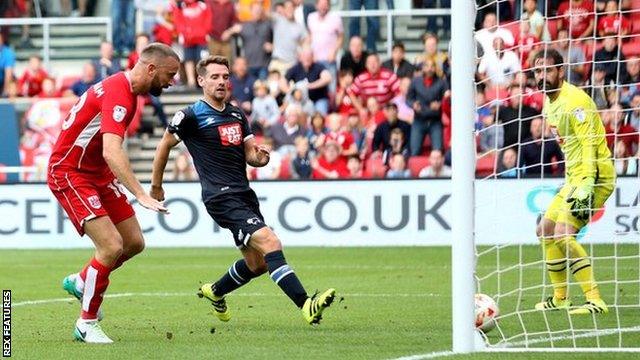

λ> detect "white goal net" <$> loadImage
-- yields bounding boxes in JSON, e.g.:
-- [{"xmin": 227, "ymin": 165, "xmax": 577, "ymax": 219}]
[{"xmin": 471, "ymin": 0, "xmax": 640, "ymax": 350}]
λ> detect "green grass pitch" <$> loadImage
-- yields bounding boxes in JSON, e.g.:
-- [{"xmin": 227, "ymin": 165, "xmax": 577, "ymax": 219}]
[{"xmin": 1, "ymin": 246, "xmax": 638, "ymax": 359}]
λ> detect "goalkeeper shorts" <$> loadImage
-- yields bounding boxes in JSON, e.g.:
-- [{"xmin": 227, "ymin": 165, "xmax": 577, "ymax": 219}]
[{"xmin": 543, "ymin": 177, "xmax": 615, "ymax": 230}]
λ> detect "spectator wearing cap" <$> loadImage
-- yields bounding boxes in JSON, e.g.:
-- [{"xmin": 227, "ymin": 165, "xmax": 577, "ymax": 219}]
[
  {"xmin": 372, "ymin": 102, "xmax": 412, "ymax": 154},
  {"xmin": 311, "ymin": 140, "xmax": 349, "ymax": 179},
  {"xmin": 224, "ymin": 2, "xmax": 273, "ymax": 80},
  {"xmin": 407, "ymin": 57, "xmax": 448, "ymax": 155},
  {"xmin": 208, "ymin": 0, "xmax": 238, "ymax": 60},
  {"xmin": 340, "ymin": 36, "xmax": 368, "ymax": 77},
  {"xmin": 283, "ymin": 47, "xmax": 332, "ymax": 115},
  {"xmin": 17, "ymin": 55, "xmax": 48, "ymax": 97},
  {"xmin": 382, "ymin": 42, "xmax": 415, "ymax": 79},
  {"xmin": 350, "ymin": 53, "xmax": 400, "ymax": 117},
  {"xmin": 230, "ymin": 57, "xmax": 257, "ymax": 114}
]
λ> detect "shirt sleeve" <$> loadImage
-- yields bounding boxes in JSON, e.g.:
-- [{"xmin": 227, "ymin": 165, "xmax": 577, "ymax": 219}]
[
  {"xmin": 570, "ymin": 100, "xmax": 599, "ymax": 179},
  {"xmin": 167, "ymin": 107, "xmax": 195, "ymax": 141},
  {"xmin": 100, "ymin": 82, "xmax": 134, "ymax": 138}
]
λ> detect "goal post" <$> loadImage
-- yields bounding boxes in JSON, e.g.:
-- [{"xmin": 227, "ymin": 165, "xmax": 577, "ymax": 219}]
[
  {"xmin": 452, "ymin": 0, "xmax": 640, "ymax": 354},
  {"xmin": 451, "ymin": 0, "xmax": 480, "ymax": 354}
]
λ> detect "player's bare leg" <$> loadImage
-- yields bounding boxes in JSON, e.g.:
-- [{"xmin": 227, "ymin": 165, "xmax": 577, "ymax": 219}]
[
  {"xmin": 535, "ymin": 217, "xmax": 572, "ymax": 310},
  {"xmin": 71, "ymin": 216, "xmax": 124, "ymax": 343},
  {"xmin": 249, "ymin": 227, "xmax": 336, "ymax": 325},
  {"xmin": 198, "ymin": 246, "xmax": 267, "ymax": 321}
]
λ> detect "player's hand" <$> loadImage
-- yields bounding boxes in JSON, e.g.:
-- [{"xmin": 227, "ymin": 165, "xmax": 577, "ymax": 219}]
[
  {"xmin": 255, "ymin": 144, "xmax": 270, "ymax": 165},
  {"xmin": 566, "ymin": 177, "xmax": 595, "ymax": 221},
  {"xmin": 137, "ymin": 193, "xmax": 169, "ymax": 214},
  {"xmin": 150, "ymin": 185, "xmax": 165, "ymax": 202}
]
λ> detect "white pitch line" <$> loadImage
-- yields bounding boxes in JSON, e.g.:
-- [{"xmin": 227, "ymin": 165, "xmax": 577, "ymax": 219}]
[
  {"xmin": 11, "ymin": 291, "xmax": 439, "ymax": 307},
  {"xmin": 389, "ymin": 326, "xmax": 640, "ymax": 360}
]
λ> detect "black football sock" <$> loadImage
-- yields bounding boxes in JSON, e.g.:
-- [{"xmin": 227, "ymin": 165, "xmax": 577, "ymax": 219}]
[
  {"xmin": 212, "ymin": 259, "xmax": 259, "ymax": 297},
  {"xmin": 264, "ymin": 250, "xmax": 308, "ymax": 308}
]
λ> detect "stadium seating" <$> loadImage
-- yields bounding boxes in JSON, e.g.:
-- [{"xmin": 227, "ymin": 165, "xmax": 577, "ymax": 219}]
[
  {"xmin": 408, "ymin": 156, "xmax": 429, "ymax": 178},
  {"xmin": 476, "ymin": 152, "xmax": 497, "ymax": 178}
]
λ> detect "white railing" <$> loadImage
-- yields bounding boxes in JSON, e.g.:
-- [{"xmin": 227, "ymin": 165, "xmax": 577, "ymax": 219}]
[
  {"xmin": 0, "ymin": 17, "xmax": 111, "ymax": 69},
  {"xmin": 332, "ymin": 8, "xmax": 452, "ymax": 56}
]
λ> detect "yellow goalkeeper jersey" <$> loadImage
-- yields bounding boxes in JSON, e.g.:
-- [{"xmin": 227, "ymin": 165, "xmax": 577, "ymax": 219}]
[{"xmin": 542, "ymin": 81, "xmax": 613, "ymax": 183}]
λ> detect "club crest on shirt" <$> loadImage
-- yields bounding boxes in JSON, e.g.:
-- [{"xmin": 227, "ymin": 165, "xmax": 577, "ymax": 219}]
[
  {"xmin": 87, "ymin": 195, "xmax": 102, "ymax": 209},
  {"xmin": 171, "ymin": 111, "xmax": 185, "ymax": 126},
  {"xmin": 218, "ymin": 123, "xmax": 243, "ymax": 146},
  {"xmin": 573, "ymin": 108, "xmax": 585, "ymax": 123},
  {"xmin": 113, "ymin": 105, "xmax": 127, "ymax": 122},
  {"xmin": 230, "ymin": 112, "xmax": 242, "ymax": 120}
]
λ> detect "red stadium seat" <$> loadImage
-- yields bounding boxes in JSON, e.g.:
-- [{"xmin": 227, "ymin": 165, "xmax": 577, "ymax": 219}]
[
  {"xmin": 279, "ymin": 156, "xmax": 291, "ymax": 179},
  {"xmin": 408, "ymin": 156, "xmax": 429, "ymax": 178},
  {"xmin": 547, "ymin": 17, "xmax": 559, "ymax": 40},
  {"xmin": 500, "ymin": 20, "xmax": 520, "ymax": 48},
  {"xmin": 476, "ymin": 152, "xmax": 497, "ymax": 178},
  {"xmin": 622, "ymin": 41, "xmax": 640, "ymax": 57},
  {"xmin": 0, "ymin": 164, "xmax": 6, "ymax": 183},
  {"xmin": 363, "ymin": 155, "xmax": 386, "ymax": 178}
]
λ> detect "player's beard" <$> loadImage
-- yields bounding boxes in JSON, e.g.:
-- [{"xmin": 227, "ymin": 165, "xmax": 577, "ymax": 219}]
[
  {"xmin": 212, "ymin": 86, "xmax": 227, "ymax": 102},
  {"xmin": 149, "ymin": 75, "xmax": 163, "ymax": 97},
  {"xmin": 537, "ymin": 78, "xmax": 557, "ymax": 92}
]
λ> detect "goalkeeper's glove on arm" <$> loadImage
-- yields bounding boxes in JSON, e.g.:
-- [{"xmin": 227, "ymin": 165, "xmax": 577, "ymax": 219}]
[{"xmin": 566, "ymin": 177, "xmax": 595, "ymax": 221}]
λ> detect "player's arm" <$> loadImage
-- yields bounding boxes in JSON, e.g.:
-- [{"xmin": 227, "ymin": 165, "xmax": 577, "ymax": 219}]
[
  {"xmin": 103, "ymin": 134, "xmax": 167, "ymax": 213},
  {"xmin": 150, "ymin": 130, "xmax": 181, "ymax": 201},
  {"xmin": 565, "ymin": 104, "xmax": 600, "ymax": 219},
  {"xmin": 100, "ymin": 88, "xmax": 167, "ymax": 213},
  {"xmin": 244, "ymin": 136, "xmax": 270, "ymax": 167},
  {"xmin": 151, "ymin": 109, "xmax": 193, "ymax": 200}
]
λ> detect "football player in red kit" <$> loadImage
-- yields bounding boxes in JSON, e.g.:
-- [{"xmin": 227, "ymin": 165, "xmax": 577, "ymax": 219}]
[{"xmin": 47, "ymin": 43, "xmax": 179, "ymax": 343}]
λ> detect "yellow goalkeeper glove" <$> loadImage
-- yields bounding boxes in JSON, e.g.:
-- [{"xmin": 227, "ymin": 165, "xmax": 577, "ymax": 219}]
[{"xmin": 566, "ymin": 177, "xmax": 595, "ymax": 221}]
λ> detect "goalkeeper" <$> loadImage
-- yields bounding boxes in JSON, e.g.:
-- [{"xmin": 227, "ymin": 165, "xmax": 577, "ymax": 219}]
[{"xmin": 532, "ymin": 49, "xmax": 615, "ymax": 315}]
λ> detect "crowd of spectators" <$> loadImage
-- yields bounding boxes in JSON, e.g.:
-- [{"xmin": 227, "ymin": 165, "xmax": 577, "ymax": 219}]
[
  {"xmin": 474, "ymin": 0, "xmax": 640, "ymax": 178},
  {"xmin": 2, "ymin": 0, "xmax": 640, "ymax": 181}
]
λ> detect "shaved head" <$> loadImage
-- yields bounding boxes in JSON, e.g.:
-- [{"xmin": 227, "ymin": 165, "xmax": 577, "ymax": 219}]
[{"xmin": 140, "ymin": 43, "xmax": 180, "ymax": 64}]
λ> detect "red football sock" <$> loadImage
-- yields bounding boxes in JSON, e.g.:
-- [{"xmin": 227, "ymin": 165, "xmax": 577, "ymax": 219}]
[{"xmin": 80, "ymin": 257, "xmax": 112, "ymax": 320}]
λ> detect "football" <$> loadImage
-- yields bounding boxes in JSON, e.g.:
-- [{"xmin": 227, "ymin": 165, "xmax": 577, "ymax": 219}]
[{"xmin": 475, "ymin": 293, "xmax": 499, "ymax": 333}]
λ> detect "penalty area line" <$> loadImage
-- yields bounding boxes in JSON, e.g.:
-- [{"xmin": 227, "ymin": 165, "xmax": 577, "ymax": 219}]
[{"xmin": 12, "ymin": 291, "xmax": 440, "ymax": 307}]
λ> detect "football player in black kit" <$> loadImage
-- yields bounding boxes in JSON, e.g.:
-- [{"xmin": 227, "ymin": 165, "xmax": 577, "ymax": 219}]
[{"xmin": 150, "ymin": 56, "xmax": 335, "ymax": 325}]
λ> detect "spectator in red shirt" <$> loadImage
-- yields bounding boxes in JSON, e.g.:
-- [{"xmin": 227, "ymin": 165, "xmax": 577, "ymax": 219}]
[
  {"xmin": 515, "ymin": 20, "xmax": 540, "ymax": 69},
  {"xmin": 311, "ymin": 140, "xmax": 349, "ymax": 179},
  {"xmin": 174, "ymin": 0, "xmax": 212, "ymax": 87},
  {"xmin": 152, "ymin": 6, "xmax": 176, "ymax": 46},
  {"xmin": 323, "ymin": 112, "xmax": 358, "ymax": 158},
  {"xmin": 597, "ymin": 0, "xmax": 630, "ymax": 37},
  {"xmin": 127, "ymin": 33, "xmax": 149, "ymax": 70},
  {"xmin": 37, "ymin": 77, "xmax": 61, "ymax": 98},
  {"xmin": 557, "ymin": 0, "xmax": 595, "ymax": 39},
  {"xmin": 209, "ymin": 0, "xmax": 239, "ymax": 60},
  {"xmin": 335, "ymin": 69, "xmax": 356, "ymax": 115},
  {"xmin": 17, "ymin": 55, "xmax": 48, "ymax": 97},
  {"xmin": 606, "ymin": 103, "xmax": 639, "ymax": 153},
  {"xmin": 350, "ymin": 53, "xmax": 400, "ymax": 117}
]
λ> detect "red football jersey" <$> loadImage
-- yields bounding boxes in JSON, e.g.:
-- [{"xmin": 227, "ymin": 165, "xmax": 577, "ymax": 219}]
[
  {"xmin": 597, "ymin": 15, "xmax": 630, "ymax": 36},
  {"xmin": 557, "ymin": 0, "xmax": 594, "ymax": 39},
  {"xmin": 48, "ymin": 72, "xmax": 137, "ymax": 177}
]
